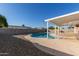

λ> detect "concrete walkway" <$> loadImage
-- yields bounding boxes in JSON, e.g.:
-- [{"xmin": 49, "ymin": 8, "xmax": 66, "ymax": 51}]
[{"xmin": 25, "ymin": 35, "xmax": 79, "ymax": 56}]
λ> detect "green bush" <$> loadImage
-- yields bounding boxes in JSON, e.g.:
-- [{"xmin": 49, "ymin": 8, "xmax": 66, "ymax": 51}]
[
  {"xmin": 0, "ymin": 15, "xmax": 8, "ymax": 28},
  {"xmin": 49, "ymin": 26, "xmax": 58, "ymax": 30}
]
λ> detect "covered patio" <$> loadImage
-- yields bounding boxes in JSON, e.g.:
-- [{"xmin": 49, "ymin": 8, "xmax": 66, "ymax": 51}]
[{"xmin": 45, "ymin": 11, "xmax": 79, "ymax": 39}]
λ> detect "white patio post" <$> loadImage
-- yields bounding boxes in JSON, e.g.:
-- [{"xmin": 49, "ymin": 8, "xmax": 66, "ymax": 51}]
[
  {"xmin": 55, "ymin": 25, "xmax": 57, "ymax": 35},
  {"xmin": 47, "ymin": 21, "xmax": 48, "ymax": 39},
  {"xmin": 59, "ymin": 26, "xmax": 61, "ymax": 35},
  {"xmin": 74, "ymin": 25, "xmax": 75, "ymax": 34},
  {"xmin": 58, "ymin": 26, "xmax": 60, "ymax": 35},
  {"xmin": 54, "ymin": 25, "xmax": 57, "ymax": 39}
]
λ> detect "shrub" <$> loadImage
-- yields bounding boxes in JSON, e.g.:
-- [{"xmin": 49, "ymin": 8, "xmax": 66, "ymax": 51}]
[{"xmin": 0, "ymin": 15, "xmax": 8, "ymax": 28}]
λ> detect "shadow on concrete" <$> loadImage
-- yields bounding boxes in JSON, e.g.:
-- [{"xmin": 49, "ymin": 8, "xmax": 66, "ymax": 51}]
[{"xmin": 34, "ymin": 43, "xmax": 73, "ymax": 56}]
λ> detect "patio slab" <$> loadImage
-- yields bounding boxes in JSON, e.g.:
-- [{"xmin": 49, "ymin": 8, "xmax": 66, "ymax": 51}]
[{"xmin": 25, "ymin": 35, "xmax": 79, "ymax": 56}]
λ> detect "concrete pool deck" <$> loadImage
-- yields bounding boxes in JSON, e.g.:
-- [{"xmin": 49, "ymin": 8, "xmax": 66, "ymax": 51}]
[{"xmin": 24, "ymin": 34, "xmax": 79, "ymax": 56}]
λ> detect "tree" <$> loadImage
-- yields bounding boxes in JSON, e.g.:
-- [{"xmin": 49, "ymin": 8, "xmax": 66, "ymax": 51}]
[
  {"xmin": 22, "ymin": 24, "xmax": 25, "ymax": 27},
  {"xmin": 49, "ymin": 26, "xmax": 55, "ymax": 30},
  {"xmin": 0, "ymin": 15, "xmax": 8, "ymax": 28}
]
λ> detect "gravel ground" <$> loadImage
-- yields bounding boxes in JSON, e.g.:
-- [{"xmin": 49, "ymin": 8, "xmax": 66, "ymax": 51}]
[{"xmin": 0, "ymin": 34, "xmax": 53, "ymax": 56}]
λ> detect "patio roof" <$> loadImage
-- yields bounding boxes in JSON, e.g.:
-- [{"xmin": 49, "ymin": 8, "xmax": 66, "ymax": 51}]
[{"xmin": 45, "ymin": 11, "xmax": 79, "ymax": 26}]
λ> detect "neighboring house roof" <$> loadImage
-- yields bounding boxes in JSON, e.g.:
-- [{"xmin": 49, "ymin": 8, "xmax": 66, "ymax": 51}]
[{"xmin": 8, "ymin": 25, "xmax": 32, "ymax": 29}]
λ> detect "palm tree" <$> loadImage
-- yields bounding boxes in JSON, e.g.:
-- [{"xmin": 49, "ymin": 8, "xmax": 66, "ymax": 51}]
[{"xmin": 0, "ymin": 15, "xmax": 8, "ymax": 28}]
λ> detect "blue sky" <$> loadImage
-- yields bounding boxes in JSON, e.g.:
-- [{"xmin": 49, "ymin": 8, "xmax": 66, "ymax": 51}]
[{"xmin": 0, "ymin": 3, "xmax": 79, "ymax": 28}]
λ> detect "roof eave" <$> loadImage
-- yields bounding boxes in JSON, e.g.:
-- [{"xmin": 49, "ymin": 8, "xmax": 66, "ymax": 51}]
[{"xmin": 44, "ymin": 11, "xmax": 79, "ymax": 22}]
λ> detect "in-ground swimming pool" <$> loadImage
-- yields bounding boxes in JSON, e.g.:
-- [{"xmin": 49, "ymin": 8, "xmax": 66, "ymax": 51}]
[{"xmin": 31, "ymin": 33, "xmax": 55, "ymax": 39}]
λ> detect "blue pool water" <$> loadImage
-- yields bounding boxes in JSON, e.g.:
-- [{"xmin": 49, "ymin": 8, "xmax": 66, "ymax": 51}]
[{"xmin": 31, "ymin": 33, "xmax": 55, "ymax": 39}]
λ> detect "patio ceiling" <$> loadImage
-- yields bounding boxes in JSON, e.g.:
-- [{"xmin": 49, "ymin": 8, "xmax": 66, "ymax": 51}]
[{"xmin": 45, "ymin": 11, "xmax": 79, "ymax": 26}]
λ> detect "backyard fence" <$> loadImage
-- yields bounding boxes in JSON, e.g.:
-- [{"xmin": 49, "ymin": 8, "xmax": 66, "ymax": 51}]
[{"xmin": 0, "ymin": 28, "xmax": 46, "ymax": 35}]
